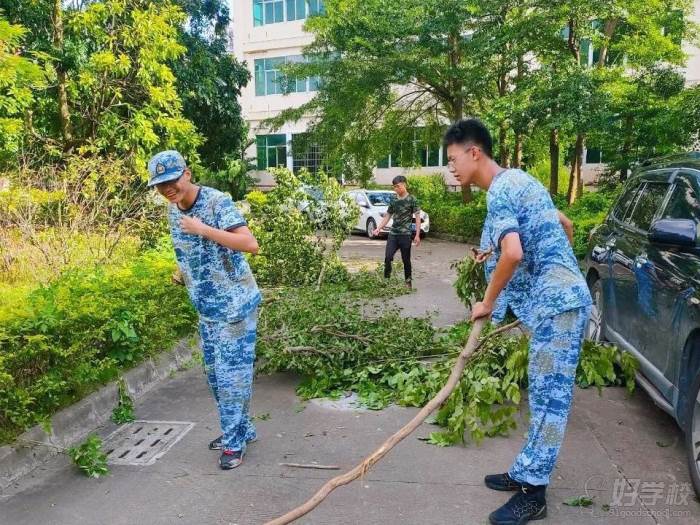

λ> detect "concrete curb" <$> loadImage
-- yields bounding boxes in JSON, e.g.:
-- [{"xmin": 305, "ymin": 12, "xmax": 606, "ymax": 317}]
[
  {"xmin": 0, "ymin": 338, "xmax": 198, "ymax": 490},
  {"xmin": 429, "ymin": 232, "xmax": 478, "ymax": 244}
]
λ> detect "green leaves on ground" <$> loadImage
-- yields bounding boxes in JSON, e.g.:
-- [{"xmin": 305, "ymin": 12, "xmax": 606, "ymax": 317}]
[
  {"xmin": 111, "ymin": 379, "xmax": 135, "ymax": 425},
  {"xmin": 563, "ymin": 496, "xmax": 594, "ymax": 507},
  {"xmin": 258, "ymin": 270, "xmax": 636, "ymax": 446},
  {"xmin": 68, "ymin": 434, "xmax": 109, "ymax": 478}
]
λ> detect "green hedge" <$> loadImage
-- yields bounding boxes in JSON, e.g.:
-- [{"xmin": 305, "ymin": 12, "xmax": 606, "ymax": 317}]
[
  {"xmin": 0, "ymin": 250, "xmax": 196, "ymax": 444},
  {"xmin": 407, "ymin": 174, "xmax": 487, "ymax": 240},
  {"xmin": 407, "ymin": 173, "xmax": 617, "ymax": 257},
  {"xmin": 558, "ymin": 190, "xmax": 620, "ymax": 259}
]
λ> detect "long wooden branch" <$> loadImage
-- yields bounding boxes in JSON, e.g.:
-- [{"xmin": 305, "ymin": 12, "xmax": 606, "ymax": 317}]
[{"xmin": 264, "ymin": 318, "xmax": 520, "ymax": 525}]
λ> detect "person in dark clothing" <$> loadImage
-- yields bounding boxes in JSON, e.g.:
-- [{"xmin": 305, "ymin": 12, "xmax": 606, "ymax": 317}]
[{"xmin": 373, "ymin": 176, "xmax": 422, "ymax": 287}]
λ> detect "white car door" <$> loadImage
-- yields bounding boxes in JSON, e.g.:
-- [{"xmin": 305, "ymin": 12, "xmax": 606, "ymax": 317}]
[{"xmin": 354, "ymin": 192, "xmax": 371, "ymax": 230}]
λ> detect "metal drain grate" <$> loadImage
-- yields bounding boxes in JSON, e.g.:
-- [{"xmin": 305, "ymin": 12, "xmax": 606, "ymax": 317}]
[{"xmin": 103, "ymin": 420, "xmax": 194, "ymax": 466}]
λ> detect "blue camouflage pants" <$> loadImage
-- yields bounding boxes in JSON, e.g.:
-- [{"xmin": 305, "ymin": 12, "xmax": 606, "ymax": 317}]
[
  {"xmin": 509, "ymin": 305, "xmax": 591, "ymax": 486},
  {"xmin": 198, "ymin": 310, "xmax": 258, "ymax": 452}
]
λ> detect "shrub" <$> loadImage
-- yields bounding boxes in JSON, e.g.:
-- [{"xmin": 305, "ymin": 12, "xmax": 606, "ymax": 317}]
[
  {"xmin": 244, "ymin": 168, "xmax": 356, "ymax": 287},
  {"xmin": 0, "ymin": 249, "xmax": 196, "ymax": 444}
]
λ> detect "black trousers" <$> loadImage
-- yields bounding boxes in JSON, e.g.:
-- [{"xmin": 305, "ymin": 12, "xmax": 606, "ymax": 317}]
[{"xmin": 384, "ymin": 234, "xmax": 412, "ymax": 281}]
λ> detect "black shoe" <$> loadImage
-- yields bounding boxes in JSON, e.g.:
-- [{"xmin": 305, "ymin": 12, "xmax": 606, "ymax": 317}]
[
  {"xmin": 219, "ymin": 449, "xmax": 244, "ymax": 470},
  {"xmin": 209, "ymin": 435, "xmax": 257, "ymax": 450},
  {"xmin": 485, "ymin": 472, "xmax": 524, "ymax": 492},
  {"xmin": 405, "ymin": 279, "xmax": 413, "ymax": 289},
  {"xmin": 209, "ymin": 435, "xmax": 223, "ymax": 450},
  {"xmin": 489, "ymin": 485, "xmax": 547, "ymax": 525}
]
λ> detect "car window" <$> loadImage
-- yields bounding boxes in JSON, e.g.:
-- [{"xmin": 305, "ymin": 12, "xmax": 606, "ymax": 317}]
[
  {"xmin": 661, "ymin": 180, "xmax": 700, "ymax": 223},
  {"xmin": 368, "ymin": 193, "xmax": 395, "ymax": 206},
  {"xmin": 611, "ymin": 180, "xmax": 641, "ymax": 221},
  {"xmin": 626, "ymin": 182, "xmax": 669, "ymax": 231}
]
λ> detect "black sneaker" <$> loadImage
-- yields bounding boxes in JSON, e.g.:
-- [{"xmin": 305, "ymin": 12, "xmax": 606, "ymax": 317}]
[
  {"xmin": 209, "ymin": 435, "xmax": 257, "ymax": 450},
  {"xmin": 209, "ymin": 435, "xmax": 223, "ymax": 450},
  {"xmin": 219, "ymin": 449, "xmax": 244, "ymax": 470},
  {"xmin": 485, "ymin": 472, "xmax": 524, "ymax": 492},
  {"xmin": 488, "ymin": 485, "xmax": 547, "ymax": 525}
]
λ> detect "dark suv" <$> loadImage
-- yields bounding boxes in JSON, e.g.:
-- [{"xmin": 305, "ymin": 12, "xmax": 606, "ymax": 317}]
[{"xmin": 584, "ymin": 152, "xmax": 700, "ymax": 496}]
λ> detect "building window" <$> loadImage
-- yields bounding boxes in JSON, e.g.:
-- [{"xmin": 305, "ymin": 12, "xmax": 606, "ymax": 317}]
[
  {"xmin": 585, "ymin": 148, "xmax": 602, "ymax": 164},
  {"xmin": 308, "ymin": 0, "xmax": 325, "ymax": 15},
  {"xmin": 253, "ymin": 0, "xmax": 324, "ymax": 26},
  {"xmin": 254, "ymin": 56, "xmax": 320, "ymax": 96},
  {"xmin": 256, "ymin": 134, "xmax": 287, "ymax": 169},
  {"xmin": 292, "ymin": 133, "xmax": 325, "ymax": 174},
  {"xmin": 286, "ymin": 0, "xmax": 306, "ymax": 21},
  {"xmin": 376, "ymin": 129, "xmax": 441, "ymax": 168},
  {"xmin": 253, "ymin": 0, "xmax": 284, "ymax": 27}
]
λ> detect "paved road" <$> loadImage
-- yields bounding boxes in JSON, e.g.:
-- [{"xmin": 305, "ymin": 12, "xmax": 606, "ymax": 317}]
[{"xmin": 1, "ymin": 237, "xmax": 698, "ymax": 525}]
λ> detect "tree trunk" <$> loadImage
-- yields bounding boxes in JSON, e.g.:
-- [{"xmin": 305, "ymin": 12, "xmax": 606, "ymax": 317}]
[
  {"xmin": 577, "ymin": 151, "xmax": 584, "ymax": 197},
  {"xmin": 549, "ymin": 128, "xmax": 559, "ymax": 196},
  {"xmin": 567, "ymin": 134, "xmax": 585, "ymax": 205},
  {"xmin": 448, "ymin": 29, "xmax": 472, "ymax": 203},
  {"xmin": 499, "ymin": 122, "xmax": 509, "ymax": 167},
  {"xmin": 567, "ymin": 19, "xmax": 580, "ymax": 63},
  {"xmin": 512, "ymin": 133, "xmax": 523, "ymax": 169},
  {"xmin": 598, "ymin": 19, "xmax": 619, "ymax": 67},
  {"xmin": 53, "ymin": 0, "xmax": 72, "ymax": 146},
  {"xmin": 512, "ymin": 55, "xmax": 524, "ymax": 169},
  {"xmin": 620, "ymin": 115, "xmax": 634, "ymax": 182}
]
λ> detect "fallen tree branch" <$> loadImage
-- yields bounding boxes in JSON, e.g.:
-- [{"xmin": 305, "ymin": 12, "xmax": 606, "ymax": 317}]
[
  {"xmin": 264, "ymin": 318, "xmax": 520, "ymax": 525},
  {"xmin": 279, "ymin": 463, "xmax": 341, "ymax": 470},
  {"xmin": 309, "ymin": 325, "xmax": 372, "ymax": 344}
]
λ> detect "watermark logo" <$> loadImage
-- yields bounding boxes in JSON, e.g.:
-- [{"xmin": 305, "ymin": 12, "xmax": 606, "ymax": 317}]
[{"xmin": 579, "ymin": 475, "xmax": 694, "ymax": 519}]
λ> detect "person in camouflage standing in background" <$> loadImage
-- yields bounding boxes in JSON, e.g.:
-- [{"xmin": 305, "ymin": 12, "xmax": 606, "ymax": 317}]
[
  {"xmin": 444, "ymin": 120, "xmax": 591, "ymax": 525},
  {"xmin": 373, "ymin": 175, "xmax": 422, "ymax": 288},
  {"xmin": 147, "ymin": 150, "xmax": 261, "ymax": 470}
]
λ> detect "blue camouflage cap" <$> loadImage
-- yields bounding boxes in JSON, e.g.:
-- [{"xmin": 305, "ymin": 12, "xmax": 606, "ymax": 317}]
[{"xmin": 147, "ymin": 150, "xmax": 187, "ymax": 187}]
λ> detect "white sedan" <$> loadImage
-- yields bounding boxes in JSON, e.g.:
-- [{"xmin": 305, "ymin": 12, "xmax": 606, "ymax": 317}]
[{"xmin": 345, "ymin": 189, "xmax": 430, "ymax": 240}]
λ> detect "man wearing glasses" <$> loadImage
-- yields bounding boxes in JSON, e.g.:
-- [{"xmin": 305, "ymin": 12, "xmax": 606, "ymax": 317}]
[
  {"xmin": 147, "ymin": 150, "xmax": 261, "ymax": 470},
  {"xmin": 444, "ymin": 120, "xmax": 590, "ymax": 525}
]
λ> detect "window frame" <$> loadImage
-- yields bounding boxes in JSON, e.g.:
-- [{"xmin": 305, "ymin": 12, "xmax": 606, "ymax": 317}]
[
  {"xmin": 610, "ymin": 179, "xmax": 642, "ymax": 224},
  {"xmin": 256, "ymin": 134, "xmax": 288, "ymax": 170},
  {"xmin": 659, "ymin": 170, "xmax": 700, "ymax": 224},
  {"xmin": 254, "ymin": 55, "xmax": 319, "ymax": 97},
  {"xmin": 253, "ymin": 0, "xmax": 324, "ymax": 26},
  {"xmin": 622, "ymin": 178, "xmax": 673, "ymax": 233}
]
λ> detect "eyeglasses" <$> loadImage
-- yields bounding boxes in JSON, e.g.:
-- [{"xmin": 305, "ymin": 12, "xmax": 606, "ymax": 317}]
[
  {"xmin": 446, "ymin": 145, "xmax": 480, "ymax": 168},
  {"xmin": 155, "ymin": 174, "xmax": 183, "ymax": 188}
]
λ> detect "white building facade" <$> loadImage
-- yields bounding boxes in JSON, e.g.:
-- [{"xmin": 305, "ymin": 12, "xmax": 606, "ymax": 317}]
[
  {"xmin": 230, "ymin": 0, "xmax": 459, "ymax": 187},
  {"xmin": 231, "ymin": 0, "xmax": 700, "ymax": 188}
]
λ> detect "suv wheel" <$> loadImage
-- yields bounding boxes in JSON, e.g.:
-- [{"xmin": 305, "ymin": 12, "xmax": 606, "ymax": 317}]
[
  {"xmin": 366, "ymin": 218, "xmax": 377, "ymax": 239},
  {"xmin": 587, "ymin": 278, "xmax": 606, "ymax": 342},
  {"xmin": 684, "ymin": 371, "xmax": 700, "ymax": 497}
]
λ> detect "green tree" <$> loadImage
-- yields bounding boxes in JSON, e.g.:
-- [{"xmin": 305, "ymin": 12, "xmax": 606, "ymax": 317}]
[
  {"xmin": 169, "ymin": 0, "xmax": 251, "ymax": 171},
  {"xmin": 0, "ymin": 15, "xmax": 46, "ymax": 163},
  {"xmin": 271, "ymin": 0, "xmax": 497, "ymax": 199},
  {"xmin": 66, "ymin": 0, "xmax": 201, "ymax": 166}
]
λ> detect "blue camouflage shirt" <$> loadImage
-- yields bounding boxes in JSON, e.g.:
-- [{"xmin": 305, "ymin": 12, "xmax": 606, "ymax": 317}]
[
  {"xmin": 168, "ymin": 186, "xmax": 261, "ymax": 323},
  {"xmin": 481, "ymin": 169, "xmax": 591, "ymax": 330}
]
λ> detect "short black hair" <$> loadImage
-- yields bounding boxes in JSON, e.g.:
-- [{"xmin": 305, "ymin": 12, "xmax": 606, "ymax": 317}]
[
  {"xmin": 392, "ymin": 175, "xmax": 407, "ymax": 185},
  {"xmin": 443, "ymin": 119, "xmax": 493, "ymax": 158}
]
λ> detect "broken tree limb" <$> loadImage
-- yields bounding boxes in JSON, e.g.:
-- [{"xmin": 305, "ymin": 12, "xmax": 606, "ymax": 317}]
[
  {"xmin": 264, "ymin": 318, "xmax": 521, "ymax": 525},
  {"xmin": 279, "ymin": 463, "xmax": 341, "ymax": 470}
]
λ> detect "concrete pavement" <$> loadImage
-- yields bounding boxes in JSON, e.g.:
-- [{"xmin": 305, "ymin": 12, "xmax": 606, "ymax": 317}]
[{"xmin": 2, "ymin": 237, "xmax": 698, "ymax": 525}]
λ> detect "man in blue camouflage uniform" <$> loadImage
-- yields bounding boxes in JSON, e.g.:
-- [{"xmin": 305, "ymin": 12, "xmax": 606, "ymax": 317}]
[
  {"xmin": 148, "ymin": 150, "xmax": 262, "ymax": 470},
  {"xmin": 445, "ymin": 120, "xmax": 592, "ymax": 525}
]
